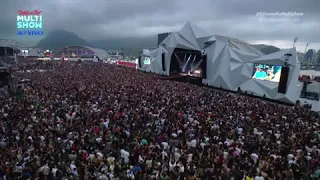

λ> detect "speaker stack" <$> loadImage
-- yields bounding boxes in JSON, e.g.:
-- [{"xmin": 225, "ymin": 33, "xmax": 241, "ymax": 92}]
[
  {"xmin": 138, "ymin": 54, "xmax": 142, "ymax": 68},
  {"xmin": 161, "ymin": 52, "xmax": 166, "ymax": 71},
  {"xmin": 277, "ymin": 53, "xmax": 292, "ymax": 94},
  {"xmin": 201, "ymin": 51, "xmax": 207, "ymax": 79}
]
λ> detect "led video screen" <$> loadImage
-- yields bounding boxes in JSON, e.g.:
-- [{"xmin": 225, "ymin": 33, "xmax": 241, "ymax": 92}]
[
  {"xmin": 252, "ymin": 63, "xmax": 282, "ymax": 82},
  {"xmin": 143, "ymin": 57, "xmax": 151, "ymax": 65}
]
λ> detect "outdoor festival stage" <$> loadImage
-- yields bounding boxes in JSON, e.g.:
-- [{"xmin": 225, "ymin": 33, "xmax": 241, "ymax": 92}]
[{"xmin": 138, "ymin": 22, "xmax": 301, "ymax": 104}]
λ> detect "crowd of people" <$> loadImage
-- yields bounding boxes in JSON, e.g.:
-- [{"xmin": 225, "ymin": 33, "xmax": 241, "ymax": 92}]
[
  {"xmin": 0, "ymin": 57, "xmax": 16, "ymax": 66},
  {"xmin": 1, "ymin": 60, "xmax": 320, "ymax": 179}
]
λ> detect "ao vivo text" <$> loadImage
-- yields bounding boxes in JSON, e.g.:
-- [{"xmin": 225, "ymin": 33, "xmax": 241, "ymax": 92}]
[{"xmin": 16, "ymin": 30, "xmax": 43, "ymax": 36}]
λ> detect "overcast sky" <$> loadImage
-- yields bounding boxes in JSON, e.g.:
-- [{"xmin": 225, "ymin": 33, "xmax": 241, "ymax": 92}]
[{"xmin": 0, "ymin": 0, "xmax": 319, "ymax": 52}]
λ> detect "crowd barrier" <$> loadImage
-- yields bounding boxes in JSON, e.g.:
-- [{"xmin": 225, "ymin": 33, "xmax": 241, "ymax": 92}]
[{"xmin": 116, "ymin": 61, "xmax": 136, "ymax": 68}]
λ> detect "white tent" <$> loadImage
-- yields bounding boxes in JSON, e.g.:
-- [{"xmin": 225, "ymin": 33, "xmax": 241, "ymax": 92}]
[
  {"xmin": 138, "ymin": 22, "xmax": 301, "ymax": 104},
  {"xmin": 83, "ymin": 46, "xmax": 110, "ymax": 60}
]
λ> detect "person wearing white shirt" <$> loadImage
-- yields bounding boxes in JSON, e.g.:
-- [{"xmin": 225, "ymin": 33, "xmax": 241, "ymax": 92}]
[
  {"xmin": 169, "ymin": 160, "xmax": 176, "ymax": 171},
  {"xmin": 70, "ymin": 161, "xmax": 78, "ymax": 177},
  {"xmin": 96, "ymin": 137, "xmax": 102, "ymax": 143},
  {"xmin": 178, "ymin": 163, "xmax": 184, "ymax": 173},
  {"xmin": 103, "ymin": 120, "xmax": 109, "ymax": 128},
  {"xmin": 146, "ymin": 159, "xmax": 153, "ymax": 168},
  {"xmin": 190, "ymin": 139, "xmax": 197, "ymax": 148},
  {"xmin": 250, "ymin": 153, "xmax": 259, "ymax": 164},
  {"xmin": 161, "ymin": 142, "xmax": 169, "ymax": 149},
  {"xmin": 52, "ymin": 166, "xmax": 58, "ymax": 177},
  {"xmin": 120, "ymin": 149, "xmax": 130, "ymax": 164},
  {"xmin": 174, "ymin": 151, "xmax": 181, "ymax": 162},
  {"xmin": 126, "ymin": 169, "xmax": 135, "ymax": 179},
  {"xmin": 187, "ymin": 153, "xmax": 193, "ymax": 163},
  {"xmin": 223, "ymin": 152, "xmax": 228, "ymax": 159},
  {"xmin": 107, "ymin": 156, "xmax": 115, "ymax": 172},
  {"xmin": 237, "ymin": 127, "xmax": 243, "ymax": 134},
  {"xmin": 161, "ymin": 150, "xmax": 168, "ymax": 160},
  {"xmin": 287, "ymin": 154, "xmax": 294, "ymax": 160},
  {"xmin": 255, "ymin": 176, "xmax": 264, "ymax": 180},
  {"xmin": 40, "ymin": 164, "xmax": 50, "ymax": 176}
]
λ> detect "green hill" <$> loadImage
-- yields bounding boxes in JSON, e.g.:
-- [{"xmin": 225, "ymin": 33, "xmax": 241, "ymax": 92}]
[{"xmin": 35, "ymin": 30, "xmax": 90, "ymax": 50}]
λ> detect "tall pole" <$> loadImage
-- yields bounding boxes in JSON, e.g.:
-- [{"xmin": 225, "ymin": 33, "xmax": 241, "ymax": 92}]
[
  {"xmin": 293, "ymin": 37, "xmax": 299, "ymax": 48},
  {"xmin": 304, "ymin": 43, "xmax": 310, "ymax": 65},
  {"xmin": 304, "ymin": 43, "xmax": 309, "ymax": 54},
  {"xmin": 304, "ymin": 43, "xmax": 310, "ymax": 76}
]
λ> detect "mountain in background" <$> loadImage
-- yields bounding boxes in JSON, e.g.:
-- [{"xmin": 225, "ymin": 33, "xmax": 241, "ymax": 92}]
[
  {"xmin": 34, "ymin": 30, "xmax": 156, "ymax": 56},
  {"xmin": 251, "ymin": 44, "xmax": 281, "ymax": 55},
  {"xmin": 88, "ymin": 36, "xmax": 157, "ymax": 57},
  {"xmin": 35, "ymin": 30, "xmax": 90, "ymax": 50},
  {"xmin": 88, "ymin": 36, "xmax": 157, "ymax": 50}
]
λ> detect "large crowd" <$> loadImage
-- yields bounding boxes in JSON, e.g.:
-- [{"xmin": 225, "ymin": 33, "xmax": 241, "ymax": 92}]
[
  {"xmin": 1, "ymin": 60, "xmax": 320, "ymax": 180},
  {"xmin": 0, "ymin": 57, "xmax": 16, "ymax": 66}
]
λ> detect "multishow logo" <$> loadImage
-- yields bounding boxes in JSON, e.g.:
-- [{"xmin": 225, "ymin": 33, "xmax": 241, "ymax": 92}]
[{"xmin": 16, "ymin": 10, "xmax": 43, "ymax": 36}]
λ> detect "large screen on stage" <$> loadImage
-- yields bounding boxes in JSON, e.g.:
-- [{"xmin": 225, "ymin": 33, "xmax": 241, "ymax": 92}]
[
  {"xmin": 143, "ymin": 57, "xmax": 151, "ymax": 65},
  {"xmin": 252, "ymin": 63, "xmax": 282, "ymax": 82}
]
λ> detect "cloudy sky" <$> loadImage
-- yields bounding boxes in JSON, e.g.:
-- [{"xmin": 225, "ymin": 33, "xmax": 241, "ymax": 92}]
[{"xmin": 0, "ymin": 0, "xmax": 319, "ymax": 52}]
